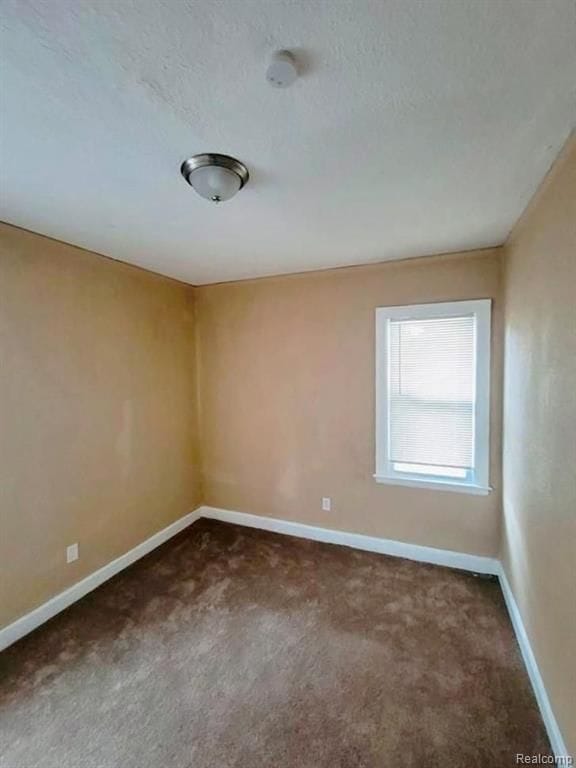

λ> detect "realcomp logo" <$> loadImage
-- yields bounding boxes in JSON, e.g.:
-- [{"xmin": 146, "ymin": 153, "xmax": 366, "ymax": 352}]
[{"xmin": 516, "ymin": 756, "xmax": 573, "ymax": 766}]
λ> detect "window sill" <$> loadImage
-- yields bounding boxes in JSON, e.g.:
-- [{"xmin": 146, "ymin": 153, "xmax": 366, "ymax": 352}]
[{"xmin": 373, "ymin": 474, "xmax": 492, "ymax": 496}]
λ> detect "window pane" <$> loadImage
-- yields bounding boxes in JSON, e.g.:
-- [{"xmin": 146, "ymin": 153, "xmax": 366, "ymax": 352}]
[{"xmin": 388, "ymin": 315, "xmax": 475, "ymax": 469}]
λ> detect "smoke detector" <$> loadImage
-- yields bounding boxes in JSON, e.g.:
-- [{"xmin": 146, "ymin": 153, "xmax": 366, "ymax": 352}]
[{"xmin": 266, "ymin": 50, "xmax": 298, "ymax": 88}]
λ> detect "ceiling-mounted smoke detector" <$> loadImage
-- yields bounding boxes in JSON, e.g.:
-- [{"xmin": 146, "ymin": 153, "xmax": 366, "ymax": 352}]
[
  {"xmin": 180, "ymin": 153, "xmax": 249, "ymax": 203},
  {"xmin": 266, "ymin": 50, "xmax": 298, "ymax": 88}
]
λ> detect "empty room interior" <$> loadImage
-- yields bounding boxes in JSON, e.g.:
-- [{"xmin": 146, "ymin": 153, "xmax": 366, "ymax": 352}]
[{"xmin": 0, "ymin": 2, "xmax": 575, "ymax": 766}]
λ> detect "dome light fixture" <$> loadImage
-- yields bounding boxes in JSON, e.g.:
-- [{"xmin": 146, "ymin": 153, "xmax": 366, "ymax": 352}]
[{"xmin": 180, "ymin": 153, "xmax": 249, "ymax": 203}]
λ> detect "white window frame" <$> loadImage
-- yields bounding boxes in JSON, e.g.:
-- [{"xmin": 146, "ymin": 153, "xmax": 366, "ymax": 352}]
[{"xmin": 374, "ymin": 299, "xmax": 492, "ymax": 495}]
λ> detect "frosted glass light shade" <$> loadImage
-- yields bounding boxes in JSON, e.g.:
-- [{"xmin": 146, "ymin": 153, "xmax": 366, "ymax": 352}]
[
  {"xmin": 180, "ymin": 154, "xmax": 249, "ymax": 203},
  {"xmin": 189, "ymin": 165, "xmax": 242, "ymax": 202}
]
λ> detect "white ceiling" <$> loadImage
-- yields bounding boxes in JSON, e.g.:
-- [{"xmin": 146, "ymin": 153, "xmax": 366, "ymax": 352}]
[{"xmin": 1, "ymin": 1, "xmax": 575, "ymax": 285}]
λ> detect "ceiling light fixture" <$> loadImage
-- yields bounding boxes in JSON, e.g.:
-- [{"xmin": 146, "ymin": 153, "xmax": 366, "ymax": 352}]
[{"xmin": 180, "ymin": 153, "xmax": 249, "ymax": 203}]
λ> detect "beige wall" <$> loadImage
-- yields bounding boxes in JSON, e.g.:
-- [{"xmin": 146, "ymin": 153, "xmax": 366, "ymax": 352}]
[
  {"xmin": 196, "ymin": 249, "xmax": 503, "ymax": 557},
  {"xmin": 0, "ymin": 223, "xmax": 201, "ymax": 627},
  {"xmin": 502, "ymin": 135, "xmax": 576, "ymax": 755}
]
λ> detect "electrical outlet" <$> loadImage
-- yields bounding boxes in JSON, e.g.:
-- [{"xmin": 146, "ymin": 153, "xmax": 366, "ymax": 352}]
[
  {"xmin": 321, "ymin": 497, "xmax": 331, "ymax": 512},
  {"xmin": 66, "ymin": 543, "xmax": 79, "ymax": 563}
]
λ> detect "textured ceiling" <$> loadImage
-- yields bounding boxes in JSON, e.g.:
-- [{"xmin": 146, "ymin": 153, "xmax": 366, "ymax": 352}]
[{"xmin": 1, "ymin": 0, "xmax": 575, "ymax": 284}]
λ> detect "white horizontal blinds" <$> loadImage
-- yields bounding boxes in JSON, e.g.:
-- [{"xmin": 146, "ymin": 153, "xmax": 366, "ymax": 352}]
[{"xmin": 388, "ymin": 314, "xmax": 476, "ymax": 470}]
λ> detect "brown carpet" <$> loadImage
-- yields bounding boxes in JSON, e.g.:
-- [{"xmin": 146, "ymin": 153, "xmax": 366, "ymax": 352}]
[{"xmin": 0, "ymin": 519, "xmax": 549, "ymax": 768}]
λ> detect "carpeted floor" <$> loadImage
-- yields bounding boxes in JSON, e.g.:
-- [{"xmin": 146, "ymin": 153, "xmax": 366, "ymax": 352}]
[{"xmin": 0, "ymin": 519, "xmax": 549, "ymax": 768}]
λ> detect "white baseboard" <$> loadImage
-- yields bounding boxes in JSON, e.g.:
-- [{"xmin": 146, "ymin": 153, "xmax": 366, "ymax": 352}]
[
  {"xmin": 498, "ymin": 565, "xmax": 570, "ymax": 760},
  {"xmin": 0, "ymin": 508, "xmax": 202, "ymax": 652},
  {"xmin": 198, "ymin": 506, "xmax": 499, "ymax": 575}
]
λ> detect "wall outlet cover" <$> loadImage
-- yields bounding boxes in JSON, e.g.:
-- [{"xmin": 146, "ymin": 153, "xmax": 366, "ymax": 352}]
[{"xmin": 66, "ymin": 543, "xmax": 79, "ymax": 563}]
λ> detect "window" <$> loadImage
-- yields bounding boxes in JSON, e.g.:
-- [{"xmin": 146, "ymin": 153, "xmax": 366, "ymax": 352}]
[{"xmin": 375, "ymin": 299, "xmax": 491, "ymax": 494}]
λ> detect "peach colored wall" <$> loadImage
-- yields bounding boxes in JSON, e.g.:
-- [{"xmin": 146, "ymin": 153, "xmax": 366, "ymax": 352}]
[
  {"xmin": 502, "ymin": 135, "xmax": 576, "ymax": 755},
  {"xmin": 196, "ymin": 249, "xmax": 503, "ymax": 557},
  {"xmin": 0, "ymin": 223, "xmax": 201, "ymax": 627}
]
